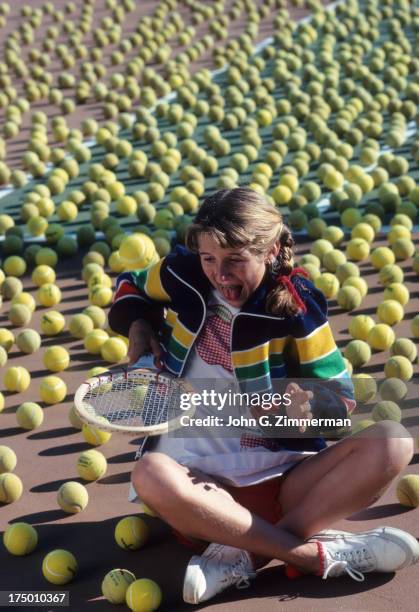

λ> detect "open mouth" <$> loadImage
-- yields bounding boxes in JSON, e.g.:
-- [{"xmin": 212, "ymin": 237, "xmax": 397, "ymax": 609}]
[{"xmin": 218, "ymin": 284, "xmax": 243, "ymax": 302}]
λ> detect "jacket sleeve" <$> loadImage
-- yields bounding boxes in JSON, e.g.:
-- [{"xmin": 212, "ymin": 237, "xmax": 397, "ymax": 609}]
[
  {"xmin": 108, "ymin": 257, "xmax": 171, "ymax": 338},
  {"xmin": 290, "ymin": 276, "xmax": 356, "ymax": 421}
]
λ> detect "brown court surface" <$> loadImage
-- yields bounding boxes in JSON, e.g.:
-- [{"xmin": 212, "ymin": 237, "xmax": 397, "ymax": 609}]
[{"xmin": 0, "ymin": 234, "xmax": 418, "ymax": 612}]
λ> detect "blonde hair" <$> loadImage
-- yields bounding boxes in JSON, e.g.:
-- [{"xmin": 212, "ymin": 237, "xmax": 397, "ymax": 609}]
[{"xmin": 185, "ymin": 187, "xmax": 304, "ymax": 316}]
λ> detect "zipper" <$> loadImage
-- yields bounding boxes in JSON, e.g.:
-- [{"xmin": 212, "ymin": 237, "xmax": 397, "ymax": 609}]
[{"xmin": 167, "ymin": 266, "xmax": 207, "ymax": 376}]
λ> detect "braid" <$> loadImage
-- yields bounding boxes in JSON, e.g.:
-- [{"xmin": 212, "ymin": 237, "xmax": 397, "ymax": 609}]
[{"xmin": 266, "ymin": 226, "xmax": 306, "ymax": 316}]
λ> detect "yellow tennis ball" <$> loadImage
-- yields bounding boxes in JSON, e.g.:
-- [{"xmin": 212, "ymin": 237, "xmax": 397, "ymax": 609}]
[
  {"xmin": 0, "ymin": 391, "xmax": 4, "ymax": 412},
  {"xmin": 9, "ymin": 304, "xmax": 32, "ymax": 327},
  {"xmin": 0, "ymin": 472, "xmax": 23, "ymax": 503},
  {"xmin": 351, "ymin": 419, "xmax": 375, "ymax": 435},
  {"xmin": 42, "ymin": 549, "xmax": 78, "ymax": 585},
  {"xmin": 119, "ymin": 234, "xmax": 157, "ymax": 270},
  {"xmin": 82, "ymin": 262, "xmax": 104, "ymax": 283},
  {"xmin": 342, "ymin": 276, "xmax": 368, "ymax": 298},
  {"xmin": 379, "ymin": 377, "xmax": 407, "ymax": 401},
  {"xmin": 39, "ymin": 375, "xmax": 67, "ymax": 404},
  {"xmin": 40, "ymin": 310, "xmax": 66, "ymax": 335},
  {"xmin": 370, "ymin": 246, "xmax": 395, "ymax": 270},
  {"xmin": 16, "ymin": 329, "xmax": 41, "ymax": 354},
  {"xmin": 367, "ymin": 324, "xmax": 395, "ymax": 351},
  {"xmin": 3, "ymin": 256, "xmax": 26, "ymax": 277},
  {"xmin": 396, "ymin": 475, "xmax": 419, "ymax": 508},
  {"xmin": 384, "ymin": 355, "xmax": 413, "ymax": 381},
  {"xmin": 348, "ymin": 315, "xmax": 375, "ymax": 341},
  {"xmin": 68, "ymin": 405, "xmax": 84, "ymax": 429},
  {"xmin": 4, "ymin": 366, "xmax": 31, "ymax": 392},
  {"xmin": 314, "ymin": 272, "xmax": 340, "ymax": 299},
  {"xmin": 126, "ymin": 578, "xmax": 162, "ymax": 612},
  {"xmin": 377, "ymin": 300, "xmax": 404, "ymax": 325},
  {"xmin": 83, "ymin": 304, "xmax": 107, "ymax": 329},
  {"xmin": 115, "ymin": 516, "xmax": 149, "ymax": 551},
  {"xmin": 16, "ymin": 402, "xmax": 44, "ymax": 430},
  {"xmin": 390, "ymin": 338, "xmax": 417, "ymax": 363},
  {"xmin": 77, "ymin": 449, "xmax": 107, "ymax": 481},
  {"xmin": 411, "ymin": 314, "xmax": 419, "ymax": 338},
  {"xmin": 352, "ymin": 374, "xmax": 377, "ymax": 403},
  {"xmin": 0, "ymin": 328, "xmax": 14, "ymax": 351},
  {"xmin": 43, "ymin": 345, "xmax": 70, "ymax": 372},
  {"xmin": 344, "ymin": 340, "xmax": 371, "ymax": 368},
  {"xmin": 87, "ymin": 366, "xmax": 109, "ymax": 378},
  {"xmin": 89, "ymin": 286, "xmax": 113, "ymax": 307},
  {"xmin": 345, "ymin": 238, "xmax": 370, "ymax": 261},
  {"xmin": 383, "ymin": 282, "xmax": 409, "ymax": 306},
  {"xmin": 69, "ymin": 313, "xmax": 94, "ymax": 339},
  {"xmin": 336, "ymin": 286, "xmax": 362, "ymax": 311},
  {"xmin": 0, "ymin": 445, "xmax": 17, "ymax": 473},
  {"xmin": 102, "ymin": 569, "xmax": 137, "ymax": 604},
  {"xmin": 32, "ymin": 264, "xmax": 56, "ymax": 287},
  {"xmin": 3, "ymin": 522, "xmax": 38, "ymax": 556},
  {"xmin": 82, "ymin": 422, "xmax": 112, "ymax": 446},
  {"xmin": 57, "ymin": 481, "xmax": 88, "ymax": 513},
  {"xmin": 372, "ymin": 400, "xmax": 402, "ymax": 423},
  {"xmin": 101, "ymin": 337, "xmax": 128, "ymax": 363},
  {"xmin": 12, "ymin": 292, "xmax": 36, "ymax": 313},
  {"xmin": 37, "ymin": 283, "xmax": 62, "ymax": 307},
  {"xmin": 84, "ymin": 329, "xmax": 109, "ymax": 354},
  {"xmin": 0, "ymin": 346, "xmax": 7, "ymax": 368}
]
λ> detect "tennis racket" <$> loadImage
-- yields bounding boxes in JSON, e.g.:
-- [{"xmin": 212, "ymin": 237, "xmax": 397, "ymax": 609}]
[{"xmin": 74, "ymin": 366, "xmax": 195, "ymax": 436}]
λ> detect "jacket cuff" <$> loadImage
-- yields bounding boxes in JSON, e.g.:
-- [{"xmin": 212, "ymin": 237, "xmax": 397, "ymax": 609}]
[{"xmin": 108, "ymin": 296, "xmax": 164, "ymax": 337}]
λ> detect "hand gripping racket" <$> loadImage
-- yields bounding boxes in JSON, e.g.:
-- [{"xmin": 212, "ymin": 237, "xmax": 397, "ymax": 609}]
[{"xmin": 74, "ymin": 366, "xmax": 195, "ymax": 436}]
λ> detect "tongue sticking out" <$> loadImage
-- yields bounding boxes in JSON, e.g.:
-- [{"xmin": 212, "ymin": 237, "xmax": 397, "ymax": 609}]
[{"xmin": 221, "ymin": 286, "xmax": 242, "ymax": 302}]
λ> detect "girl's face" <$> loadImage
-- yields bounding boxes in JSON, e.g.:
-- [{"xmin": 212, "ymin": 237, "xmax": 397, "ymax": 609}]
[{"xmin": 198, "ymin": 234, "xmax": 279, "ymax": 308}]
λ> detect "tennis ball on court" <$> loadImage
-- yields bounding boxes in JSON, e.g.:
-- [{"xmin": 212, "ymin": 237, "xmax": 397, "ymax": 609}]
[
  {"xmin": 43, "ymin": 346, "xmax": 70, "ymax": 372},
  {"xmin": 16, "ymin": 329, "xmax": 41, "ymax": 354},
  {"xmin": 336, "ymin": 262, "xmax": 360, "ymax": 284},
  {"xmin": 0, "ymin": 328, "xmax": 14, "ymax": 351},
  {"xmin": 336, "ymin": 286, "xmax": 362, "ymax": 311},
  {"xmin": 39, "ymin": 375, "xmax": 67, "ymax": 404},
  {"xmin": 32, "ymin": 265, "xmax": 56, "ymax": 286},
  {"xmin": 102, "ymin": 569, "xmax": 137, "ymax": 604},
  {"xmin": 0, "ymin": 391, "xmax": 4, "ymax": 412},
  {"xmin": 0, "ymin": 473, "xmax": 23, "ymax": 503},
  {"xmin": 396, "ymin": 475, "xmax": 419, "ymax": 508},
  {"xmin": 372, "ymin": 400, "xmax": 402, "ymax": 423},
  {"xmin": 119, "ymin": 234, "xmax": 157, "ymax": 270},
  {"xmin": 89, "ymin": 286, "xmax": 113, "ymax": 307},
  {"xmin": 82, "ymin": 422, "xmax": 112, "ymax": 446},
  {"xmin": 384, "ymin": 356, "xmax": 413, "ymax": 381},
  {"xmin": 115, "ymin": 516, "xmax": 149, "ymax": 551},
  {"xmin": 16, "ymin": 402, "xmax": 44, "ymax": 430},
  {"xmin": 126, "ymin": 578, "xmax": 162, "ymax": 612},
  {"xmin": 77, "ymin": 449, "xmax": 107, "ymax": 481},
  {"xmin": 83, "ymin": 304, "xmax": 107, "ymax": 329},
  {"xmin": 9, "ymin": 304, "xmax": 32, "ymax": 327},
  {"xmin": 0, "ymin": 446, "xmax": 17, "ymax": 473},
  {"xmin": 3, "ymin": 522, "xmax": 38, "ymax": 556},
  {"xmin": 57, "ymin": 481, "xmax": 88, "ymax": 514},
  {"xmin": 378, "ymin": 264, "xmax": 404, "ymax": 287},
  {"xmin": 379, "ymin": 378, "xmax": 407, "ymax": 402},
  {"xmin": 383, "ymin": 283, "xmax": 409, "ymax": 306},
  {"xmin": 323, "ymin": 249, "xmax": 346, "ymax": 273},
  {"xmin": 344, "ymin": 340, "xmax": 371, "ymax": 368},
  {"xmin": 351, "ymin": 419, "xmax": 375, "ymax": 435},
  {"xmin": 12, "ymin": 292, "xmax": 36, "ymax": 313},
  {"xmin": 314, "ymin": 273, "xmax": 340, "ymax": 299},
  {"xmin": 101, "ymin": 337, "xmax": 128, "ymax": 363},
  {"xmin": 37, "ymin": 283, "xmax": 62, "ymax": 307},
  {"xmin": 3, "ymin": 256, "xmax": 26, "ymax": 277},
  {"xmin": 310, "ymin": 238, "xmax": 334, "ymax": 260},
  {"xmin": 84, "ymin": 329, "xmax": 109, "ymax": 354},
  {"xmin": 352, "ymin": 374, "xmax": 377, "ymax": 403},
  {"xmin": 367, "ymin": 324, "xmax": 395, "ymax": 351},
  {"xmin": 370, "ymin": 247, "xmax": 395, "ymax": 270},
  {"xmin": 342, "ymin": 276, "xmax": 368, "ymax": 298},
  {"xmin": 410, "ymin": 314, "xmax": 419, "ymax": 338},
  {"xmin": 345, "ymin": 238, "xmax": 370, "ymax": 261},
  {"xmin": 377, "ymin": 300, "xmax": 404, "ymax": 326},
  {"xmin": 0, "ymin": 346, "xmax": 7, "ymax": 368},
  {"xmin": 68, "ymin": 405, "xmax": 83, "ymax": 429},
  {"xmin": 40, "ymin": 310, "xmax": 65, "ymax": 335},
  {"xmin": 4, "ymin": 366, "xmax": 31, "ymax": 392},
  {"xmin": 390, "ymin": 338, "xmax": 417, "ymax": 363},
  {"xmin": 351, "ymin": 222, "xmax": 375, "ymax": 244},
  {"xmin": 392, "ymin": 238, "xmax": 415, "ymax": 261},
  {"xmin": 42, "ymin": 549, "xmax": 78, "ymax": 585},
  {"xmin": 69, "ymin": 313, "xmax": 94, "ymax": 339}
]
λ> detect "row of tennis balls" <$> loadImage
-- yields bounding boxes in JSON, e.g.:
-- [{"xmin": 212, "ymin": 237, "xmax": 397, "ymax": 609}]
[
  {"xmin": 2, "ymin": 526, "xmax": 161, "ymax": 609},
  {"xmin": 348, "ymin": 315, "xmax": 418, "ymax": 357}
]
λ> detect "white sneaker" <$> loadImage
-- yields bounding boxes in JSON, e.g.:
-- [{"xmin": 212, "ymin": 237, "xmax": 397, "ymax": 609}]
[
  {"xmin": 310, "ymin": 527, "xmax": 419, "ymax": 582},
  {"xmin": 183, "ymin": 543, "xmax": 256, "ymax": 604}
]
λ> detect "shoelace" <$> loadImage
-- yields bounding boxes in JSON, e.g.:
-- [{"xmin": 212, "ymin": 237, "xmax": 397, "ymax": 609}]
[
  {"xmin": 323, "ymin": 547, "xmax": 372, "ymax": 582},
  {"xmin": 231, "ymin": 556, "xmax": 256, "ymax": 590}
]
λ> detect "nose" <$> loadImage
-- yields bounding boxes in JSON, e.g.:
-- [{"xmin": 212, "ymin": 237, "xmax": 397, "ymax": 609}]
[{"xmin": 216, "ymin": 260, "xmax": 231, "ymax": 281}]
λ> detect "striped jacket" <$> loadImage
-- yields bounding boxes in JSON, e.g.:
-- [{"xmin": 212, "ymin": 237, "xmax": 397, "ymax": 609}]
[{"xmin": 109, "ymin": 246, "xmax": 355, "ymax": 445}]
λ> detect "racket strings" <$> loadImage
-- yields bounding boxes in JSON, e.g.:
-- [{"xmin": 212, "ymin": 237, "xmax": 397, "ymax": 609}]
[{"xmin": 83, "ymin": 376, "xmax": 180, "ymax": 428}]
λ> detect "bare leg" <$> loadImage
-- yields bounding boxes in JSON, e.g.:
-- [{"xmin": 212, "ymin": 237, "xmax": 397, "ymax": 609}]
[{"xmin": 132, "ymin": 421, "xmax": 413, "ymax": 572}]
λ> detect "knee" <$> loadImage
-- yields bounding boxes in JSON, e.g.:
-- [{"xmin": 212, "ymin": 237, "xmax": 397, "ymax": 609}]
[
  {"xmin": 131, "ymin": 452, "xmax": 176, "ymax": 504},
  {"xmin": 356, "ymin": 421, "xmax": 414, "ymax": 472}
]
